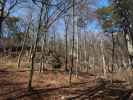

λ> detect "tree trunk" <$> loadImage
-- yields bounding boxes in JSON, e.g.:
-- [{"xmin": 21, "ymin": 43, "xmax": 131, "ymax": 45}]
[
  {"xmin": 64, "ymin": 16, "xmax": 69, "ymax": 72},
  {"xmin": 0, "ymin": 21, "xmax": 2, "ymax": 38},
  {"xmin": 69, "ymin": 0, "xmax": 75, "ymax": 86},
  {"xmin": 101, "ymin": 40, "xmax": 107, "ymax": 78},
  {"xmin": 112, "ymin": 33, "xmax": 115, "ymax": 73},
  {"xmin": 17, "ymin": 18, "xmax": 31, "ymax": 68},
  {"xmin": 27, "ymin": 2, "xmax": 44, "ymax": 91},
  {"xmin": 76, "ymin": 32, "xmax": 79, "ymax": 77},
  {"xmin": 28, "ymin": 52, "xmax": 34, "ymax": 91},
  {"xmin": 84, "ymin": 30, "xmax": 87, "ymax": 72},
  {"xmin": 17, "ymin": 33, "xmax": 29, "ymax": 68},
  {"xmin": 75, "ymin": 16, "xmax": 79, "ymax": 77},
  {"xmin": 40, "ymin": 32, "xmax": 47, "ymax": 72},
  {"xmin": 28, "ymin": 44, "xmax": 33, "ymax": 62},
  {"xmin": 40, "ymin": 40, "xmax": 45, "ymax": 72}
]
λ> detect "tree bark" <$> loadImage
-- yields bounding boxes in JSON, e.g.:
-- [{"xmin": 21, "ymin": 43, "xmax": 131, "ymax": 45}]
[
  {"xmin": 101, "ymin": 40, "xmax": 107, "ymax": 78},
  {"xmin": 28, "ymin": 2, "xmax": 44, "ymax": 91},
  {"xmin": 69, "ymin": 0, "xmax": 75, "ymax": 86},
  {"xmin": 17, "ymin": 24, "xmax": 30, "ymax": 68},
  {"xmin": 0, "ymin": 20, "xmax": 3, "ymax": 38},
  {"xmin": 64, "ymin": 16, "xmax": 69, "ymax": 72},
  {"xmin": 28, "ymin": 52, "xmax": 34, "ymax": 91}
]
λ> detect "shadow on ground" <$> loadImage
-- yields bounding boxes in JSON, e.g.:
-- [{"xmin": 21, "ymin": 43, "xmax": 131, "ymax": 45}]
[{"xmin": 0, "ymin": 66, "xmax": 132, "ymax": 100}]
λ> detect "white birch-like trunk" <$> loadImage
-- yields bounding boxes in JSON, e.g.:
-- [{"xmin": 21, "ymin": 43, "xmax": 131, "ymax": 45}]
[{"xmin": 101, "ymin": 40, "xmax": 107, "ymax": 78}]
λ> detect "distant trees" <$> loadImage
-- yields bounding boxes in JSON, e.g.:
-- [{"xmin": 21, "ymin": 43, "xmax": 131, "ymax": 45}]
[
  {"xmin": 96, "ymin": 5, "xmax": 127, "ymax": 72},
  {"xmin": 28, "ymin": 0, "xmax": 75, "ymax": 91},
  {"xmin": 17, "ymin": 15, "xmax": 32, "ymax": 68},
  {"xmin": 0, "ymin": 0, "xmax": 21, "ymax": 38},
  {"xmin": 1, "ymin": 0, "xmax": 133, "ymax": 91},
  {"xmin": 96, "ymin": 0, "xmax": 133, "ymax": 69},
  {"xmin": 113, "ymin": 0, "xmax": 133, "ymax": 63}
]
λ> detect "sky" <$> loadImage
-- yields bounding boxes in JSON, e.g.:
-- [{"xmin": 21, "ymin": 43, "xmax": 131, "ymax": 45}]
[
  {"xmin": 10, "ymin": 0, "xmax": 110, "ymax": 35},
  {"xmin": 86, "ymin": 0, "xmax": 110, "ymax": 33},
  {"xmin": 97, "ymin": 0, "xmax": 110, "ymax": 8},
  {"xmin": 55, "ymin": 0, "xmax": 110, "ymax": 34}
]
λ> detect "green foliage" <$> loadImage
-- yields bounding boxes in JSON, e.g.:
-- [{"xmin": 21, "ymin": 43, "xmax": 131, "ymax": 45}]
[
  {"xmin": 0, "ymin": 0, "xmax": 3, "ymax": 3},
  {"xmin": 96, "ymin": 6, "xmax": 119, "ymax": 32},
  {"xmin": 97, "ymin": 6, "xmax": 113, "ymax": 16},
  {"xmin": 4, "ymin": 16, "xmax": 19, "ymax": 37},
  {"xmin": 27, "ymin": 64, "xmax": 31, "ymax": 68},
  {"xmin": 52, "ymin": 56, "xmax": 61, "ymax": 69},
  {"xmin": 53, "ymin": 62, "xmax": 61, "ymax": 69},
  {"xmin": 113, "ymin": 0, "xmax": 133, "ymax": 23},
  {"xmin": 50, "ymin": 52, "xmax": 62, "ymax": 69},
  {"xmin": 113, "ymin": 0, "xmax": 133, "ymax": 39}
]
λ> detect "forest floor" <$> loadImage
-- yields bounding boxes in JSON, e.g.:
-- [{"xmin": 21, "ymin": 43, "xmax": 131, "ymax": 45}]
[{"xmin": 0, "ymin": 62, "xmax": 133, "ymax": 100}]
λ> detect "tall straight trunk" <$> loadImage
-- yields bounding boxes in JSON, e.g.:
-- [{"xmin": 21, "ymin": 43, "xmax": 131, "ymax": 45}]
[
  {"xmin": 0, "ymin": 21, "xmax": 2, "ymax": 38},
  {"xmin": 64, "ymin": 16, "xmax": 69, "ymax": 72},
  {"xmin": 76, "ymin": 31, "xmax": 79, "ymax": 77},
  {"xmin": 102, "ymin": 55, "xmax": 106, "ymax": 78},
  {"xmin": 65, "ymin": 29, "xmax": 68, "ymax": 71},
  {"xmin": 92, "ymin": 56, "xmax": 95, "ymax": 73},
  {"xmin": 84, "ymin": 31, "xmax": 87, "ymax": 72},
  {"xmin": 40, "ymin": 35, "xmax": 45, "ymax": 72},
  {"xmin": 75, "ymin": 16, "xmax": 79, "ymax": 77},
  {"xmin": 28, "ymin": 44, "xmax": 33, "ymax": 62},
  {"xmin": 40, "ymin": 31, "xmax": 47, "ymax": 72},
  {"xmin": 111, "ymin": 33, "xmax": 115, "ymax": 82},
  {"xmin": 28, "ymin": 3, "xmax": 44, "ymax": 91},
  {"xmin": 53, "ymin": 31, "xmax": 56, "ymax": 51},
  {"xmin": 112, "ymin": 33, "xmax": 115, "ymax": 73},
  {"xmin": 69, "ymin": 0, "xmax": 75, "ymax": 86},
  {"xmin": 124, "ymin": 33, "xmax": 133, "ymax": 80},
  {"xmin": 44, "ymin": 30, "xmax": 48, "ymax": 70},
  {"xmin": 28, "ymin": 33, "xmax": 39, "ymax": 91},
  {"xmin": 28, "ymin": 51, "xmax": 35, "ymax": 91},
  {"xmin": 0, "ymin": 12, "xmax": 5, "ymax": 38},
  {"xmin": 101, "ymin": 40, "xmax": 107, "ymax": 78}
]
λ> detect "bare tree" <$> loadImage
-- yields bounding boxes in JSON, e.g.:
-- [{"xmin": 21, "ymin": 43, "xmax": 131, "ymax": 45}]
[
  {"xmin": 28, "ymin": 0, "xmax": 44, "ymax": 91},
  {"xmin": 64, "ymin": 15, "xmax": 70, "ymax": 72},
  {"xmin": 28, "ymin": 0, "xmax": 74, "ymax": 91},
  {"xmin": 0, "ymin": 0, "xmax": 22, "ymax": 38},
  {"xmin": 69, "ymin": 0, "xmax": 75, "ymax": 86},
  {"xmin": 100, "ymin": 39, "xmax": 107, "ymax": 78},
  {"xmin": 17, "ymin": 14, "xmax": 32, "ymax": 68}
]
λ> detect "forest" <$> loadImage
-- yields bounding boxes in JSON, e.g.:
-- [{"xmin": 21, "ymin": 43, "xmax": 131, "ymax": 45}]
[{"xmin": 0, "ymin": 0, "xmax": 133, "ymax": 100}]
